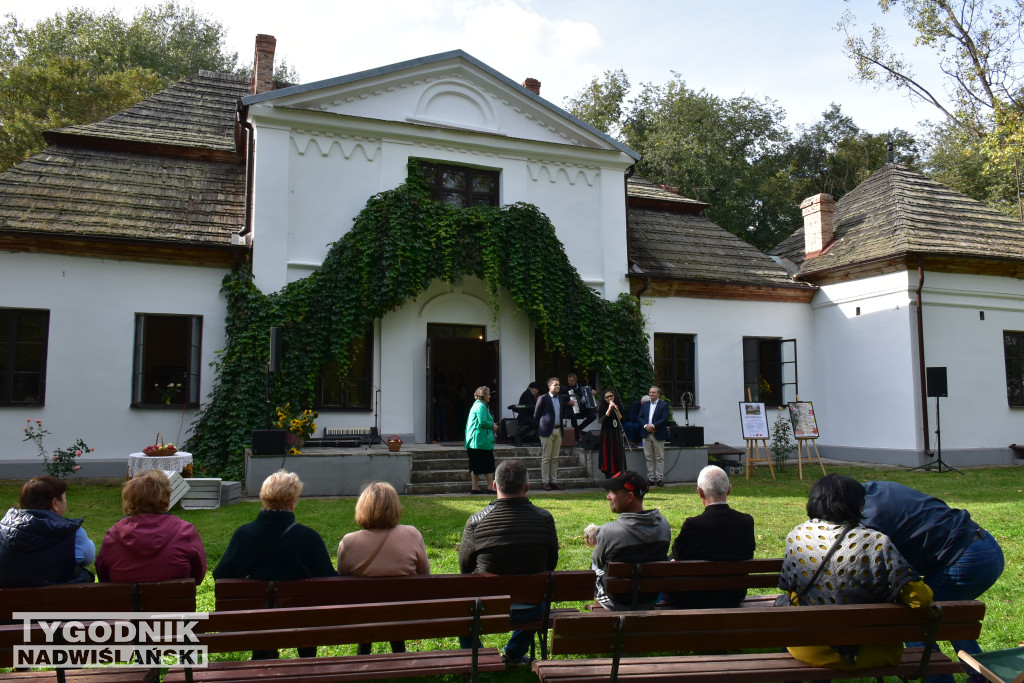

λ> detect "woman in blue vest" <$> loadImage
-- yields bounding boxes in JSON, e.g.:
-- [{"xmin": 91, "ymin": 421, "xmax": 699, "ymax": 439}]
[{"xmin": 0, "ymin": 475, "xmax": 95, "ymax": 587}]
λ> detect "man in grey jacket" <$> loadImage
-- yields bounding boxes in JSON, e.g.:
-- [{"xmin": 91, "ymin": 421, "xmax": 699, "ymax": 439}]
[{"xmin": 586, "ymin": 470, "xmax": 670, "ymax": 609}]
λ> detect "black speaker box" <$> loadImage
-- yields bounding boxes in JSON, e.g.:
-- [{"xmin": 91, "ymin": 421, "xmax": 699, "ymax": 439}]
[
  {"xmin": 580, "ymin": 431, "xmax": 600, "ymax": 450},
  {"xmin": 269, "ymin": 327, "xmax": 283, "ymax": 373},
  {"xmin": 669, "ymin": 425, "xmax": 704, "ymax": 447},
  {"xmin": 500, "ymin": 418, "xmax": 519, "ymax": 441},
  {"xmin": 252, "ymin": 429, "xmax": 287, "ymax": 455},
  {"xmin": 926, "ymin": 366, "xmax": 948, "ymax": 397}
]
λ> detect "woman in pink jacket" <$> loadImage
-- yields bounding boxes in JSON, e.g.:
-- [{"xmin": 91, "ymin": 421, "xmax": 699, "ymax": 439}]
[
  {"xmin": 337, "ymin": 481, "xmax": 430, "ymax": 655},
  {"xmin": 96, "ymin": 470, "xmax": 206, "ymax": 583}
]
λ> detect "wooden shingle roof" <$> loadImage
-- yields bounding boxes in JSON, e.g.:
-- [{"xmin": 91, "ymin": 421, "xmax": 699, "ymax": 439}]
[
  {"xmin": 47, "ymin": 71, "xmax": 250, "ymax": 154},
  {"xmin": 627, "ymin": 178, "xmax": 809, "ymax": 295},
  {"xmin": 0, "ymin": 71, "xmax": 247, "ymax": 252},
  {"xmin": 771, "ymin": 164, "xmax": 1024, "ymax": 277},
  {"xmin": 0, "ymin": 147, "xmax": 245, "ymax": 245}
]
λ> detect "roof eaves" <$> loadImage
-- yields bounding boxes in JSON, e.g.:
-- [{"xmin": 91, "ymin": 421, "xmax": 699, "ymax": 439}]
[{"xmin": 242, "ymin": 49, "xmax": 640, "ymax": 161}]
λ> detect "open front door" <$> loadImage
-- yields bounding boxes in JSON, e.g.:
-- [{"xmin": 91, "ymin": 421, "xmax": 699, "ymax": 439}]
[{"xmin": 426, "ymin": 336, "xmax": 500, "ymax": 443}]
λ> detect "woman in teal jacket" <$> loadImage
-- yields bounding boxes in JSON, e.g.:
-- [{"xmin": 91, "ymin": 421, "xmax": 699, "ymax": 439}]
[{"xmin": 464, "ymin": 385, "xmax": 498, "ymax": 494}]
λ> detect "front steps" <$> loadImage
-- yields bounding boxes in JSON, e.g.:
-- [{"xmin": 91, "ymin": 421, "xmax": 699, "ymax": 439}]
[{"xmin": 405, "ymin": 444, "xmax": 600, "ymax": 495}]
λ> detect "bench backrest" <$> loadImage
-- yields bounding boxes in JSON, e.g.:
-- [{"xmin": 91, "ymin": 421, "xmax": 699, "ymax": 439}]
[
  {"xmin": 214, "ymin": 571, "xmax": 596, "ymax": 610},
  {"xmin": 196, "ymin": 595, "xmax": 512, "ymax": 654},
  {"xmin": 604, "ymin": 558, "xmax": 782, "ymax": 594},
  {"xmin": 0, "ymin": 580, "xmax": 197, "ymax": 668},
  {"xmin": 551, "ymin": 600, "xmax": 986, "ymax": 656}
]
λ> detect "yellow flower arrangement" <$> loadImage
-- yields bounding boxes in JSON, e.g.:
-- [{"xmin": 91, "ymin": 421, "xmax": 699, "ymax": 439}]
[{"xmin": 275, "ymin": 403, "xmax": 318, "ymax": 440}]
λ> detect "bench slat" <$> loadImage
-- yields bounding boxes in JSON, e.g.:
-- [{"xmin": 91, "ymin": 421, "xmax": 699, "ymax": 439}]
[
  {"xmin": 533, "ymin": 647, "xmax": 960, "ymax": 683},
  {"xmin": 0, "ymin": 671, "xmax": 157, "ymax": 683},
  {"xmin": 163, "ymin": 649, "xmax": 505, "ymax": 683}
]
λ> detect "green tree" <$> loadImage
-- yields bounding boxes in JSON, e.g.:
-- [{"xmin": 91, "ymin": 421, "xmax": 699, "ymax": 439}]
[
  {"xmin": 838, "ymin": 0, "xmax": 1024, "ymax": 219},
  {"xmin": 0, "ymin": 2, "xmax": 239, "ymax": 171},
  {"xmin": 925, "ymin": 118, "xmax": 1021, "ymax": 217},
  {"xmin": 785, "ymin": 103, "xmax": 922, "ymax": 201},
  {"xmin": 563, "ymin": 68, "xmax": 630, "ymax": 137},
  {"xmin": 622, "ymin": 75, "xmax": 795, "ymax": 250}
]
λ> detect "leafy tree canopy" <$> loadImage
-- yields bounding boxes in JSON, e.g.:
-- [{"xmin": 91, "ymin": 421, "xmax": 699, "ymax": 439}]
[
  {"xmin": 0, "ymin": 2, "xmax": 241, "ymax": 171},
  {"xmin": 838, "ymin": 0, "xmax": 1023, "ymax": 219}
]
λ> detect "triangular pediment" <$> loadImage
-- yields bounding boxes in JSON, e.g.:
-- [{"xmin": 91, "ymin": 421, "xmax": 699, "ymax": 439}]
[{"xmin": 243, "ymin": 50, "xmax": 636, "ymax": 157}]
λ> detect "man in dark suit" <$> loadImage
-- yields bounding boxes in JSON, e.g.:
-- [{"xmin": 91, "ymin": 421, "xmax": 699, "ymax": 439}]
[
  {"xmin": 513, "ymin": 382, "xmax": 541, "ymax": 445},
  {"xmin": 533, "ymin": 377, "xmax": 569, "ymax": 490},
  {"xmin": 664, "ymin": 465, "xmax": 755, "ymax": 608},
  {"xmin": 641, "ymin": 386, "xmax": 670, "ymax": 486}
]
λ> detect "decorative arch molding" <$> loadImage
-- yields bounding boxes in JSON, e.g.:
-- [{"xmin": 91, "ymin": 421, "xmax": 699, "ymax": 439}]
[
  {"xmin": 418, "ymin": 287, "xmax": 493, "ymax": 321},
  {"xmin": 526, "ymin": 160, "xmax": 599, "ymax": 187},
  {"xmin": 409, "ymin": 79, "xmax": 499, "ymax": 133},
  {"xmin": 291, "ymin": 131, "xmax": 381, "ymax": 161}
]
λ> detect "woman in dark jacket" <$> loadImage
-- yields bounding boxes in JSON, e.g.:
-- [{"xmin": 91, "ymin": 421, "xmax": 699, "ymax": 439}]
[{"xmin": 214, "ymin": 469, "xmax": 335, "ymax": 659}]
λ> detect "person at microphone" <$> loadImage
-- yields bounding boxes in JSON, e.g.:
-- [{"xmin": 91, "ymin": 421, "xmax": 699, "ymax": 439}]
[{"xmin": 597, "ymin": 390, "xmax": 625, "ymax": 478}]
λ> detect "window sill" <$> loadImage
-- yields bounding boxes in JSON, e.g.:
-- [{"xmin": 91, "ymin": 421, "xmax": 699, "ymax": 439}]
[{"xmin": 130, "ymin": 403, "xmax": 198, "ymax": 409}]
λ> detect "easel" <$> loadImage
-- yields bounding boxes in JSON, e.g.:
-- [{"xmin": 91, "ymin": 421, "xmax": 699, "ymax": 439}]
[
  {"xmin": 795, "ymin": 437, "xmax": 827, "ymax": 479},
  {"xmin": 742, "ymin": 389, "xmax": 775, "ymax": 480},
  {"xmin": 745, "ymin": 438, "xmax": 775, "ymax": 481}
]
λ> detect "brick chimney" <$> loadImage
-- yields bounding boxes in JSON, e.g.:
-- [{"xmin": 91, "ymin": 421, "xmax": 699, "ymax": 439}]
[
  {"xmin": 522, "ymin": 78, "xmax": 541, "ymax": 96},
  {"xmin": 252, "ymin": 34, "xmax": 276, "ymax": 95},
  {"xmin": 801, "ymin": 193, "xmax": 836, "ymax": 257}
]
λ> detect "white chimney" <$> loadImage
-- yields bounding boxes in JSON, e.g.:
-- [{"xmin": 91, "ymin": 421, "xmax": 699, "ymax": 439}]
[{"xmin": 801, "ymin": 193, "xmax": 836, "ymax": 257}]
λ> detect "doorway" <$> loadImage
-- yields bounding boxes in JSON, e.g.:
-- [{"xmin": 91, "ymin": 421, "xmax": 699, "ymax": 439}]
[{"xmin": 426, "ymin": 324, "xmax": 499, "ymax": 443}]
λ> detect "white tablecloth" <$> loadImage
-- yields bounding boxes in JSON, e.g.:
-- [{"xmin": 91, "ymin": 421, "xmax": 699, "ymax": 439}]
[{"xmin": 128, "ymin": 452, "xmax": 193, "ymax": 478}]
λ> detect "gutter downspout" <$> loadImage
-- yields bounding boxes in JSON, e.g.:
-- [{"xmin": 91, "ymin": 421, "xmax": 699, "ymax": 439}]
[
  {"xmin": 916, "ymin": 255, "xmax": 933, "ymax": 457},
  {"xmin": 238, "ymin": 102, "xmax": 255, "ymax": 239}
]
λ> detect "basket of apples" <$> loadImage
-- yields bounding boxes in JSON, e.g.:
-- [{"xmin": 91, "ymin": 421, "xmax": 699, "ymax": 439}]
[{"xmin": 142, "ymin": 433, "xmax": 177, "ymax": 457}]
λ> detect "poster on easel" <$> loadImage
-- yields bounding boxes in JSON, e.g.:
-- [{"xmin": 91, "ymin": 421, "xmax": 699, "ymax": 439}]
[
  {"xmin": 738, "ymin": 402, "xmax": 769, "ymax": 439},
  {"xmin": 788, "ymin": 401, "xmax": 819, "ymax": 439}
]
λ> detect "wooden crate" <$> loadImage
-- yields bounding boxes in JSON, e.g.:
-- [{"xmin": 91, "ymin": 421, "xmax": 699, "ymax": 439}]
[
  {"xmin": 165, "ymin": 470, "xmax": 190, "ymax": 510},
  {"xmin": 180, "ymin": 477, "xmax": 222, "ymax": 510},
  {"xmin": 220, "ymin": 480, "xmax": 242, "ymax": 505}
]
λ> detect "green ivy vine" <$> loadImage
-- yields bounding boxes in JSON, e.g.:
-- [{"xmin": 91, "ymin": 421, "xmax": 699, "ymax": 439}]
[{"xmin": 187, "ymin": 166, "xmax": 654, "ymax": 478}]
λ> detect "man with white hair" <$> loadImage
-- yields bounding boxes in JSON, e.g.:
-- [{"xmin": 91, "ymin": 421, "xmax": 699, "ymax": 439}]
[{"xmin": 663, "ymin": 464, "xmax": 755, "ymax": 608}]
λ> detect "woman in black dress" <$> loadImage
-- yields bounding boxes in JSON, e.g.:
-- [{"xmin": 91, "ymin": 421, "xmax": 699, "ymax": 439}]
[{"xmin": 597, "ymin": 390, "xmax": 625, "ymax": 478}]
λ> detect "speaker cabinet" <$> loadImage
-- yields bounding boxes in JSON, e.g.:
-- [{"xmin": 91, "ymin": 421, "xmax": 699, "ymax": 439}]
[
  {"xmin": 269, "ymin": 327, "xmax": 283, "ymax": 373},
  {"xmin": 669, "ymin": 425, "xmax": 704, "ymax": 447},
  {"xmin": 252, "ymin": 429, "xmax": 287, "ymax": 455},
  {"xmin": 580, "ymin": 431, "xmax": 600, "ymax": 450},
  {"xmin": 926, "ymin": 366, "xmax": 948, "ymax": 397}
]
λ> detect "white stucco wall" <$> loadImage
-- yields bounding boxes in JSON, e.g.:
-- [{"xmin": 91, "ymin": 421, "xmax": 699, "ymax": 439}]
[
  {"xmin": 916, "ymin": 270, "xmax": 1024, "ymax": 454},
  {"xmin": 0, "ymin": 252, "xmax": 227, "ymax": 467},
  {"xmin": 812, "ymin": 272, "xmax": 922, "ymax": 452},
  {"xmin": 643, "ymin": 295, "xmax": 814, "ymax": 448}
]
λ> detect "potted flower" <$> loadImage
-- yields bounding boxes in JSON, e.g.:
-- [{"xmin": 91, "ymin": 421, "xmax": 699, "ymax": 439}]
[
  {"xmin": 386, "ymin": 435, "xmax": 403, "ymax": 452},
  {"xmin": 275, "ymin": 403, "xmax": 318, "ymax": 453}
]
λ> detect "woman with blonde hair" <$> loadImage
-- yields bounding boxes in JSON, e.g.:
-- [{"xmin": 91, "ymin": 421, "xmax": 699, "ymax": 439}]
[
  {"xmin": 464, "ymin": 385, "xmax": 498, "ymax": 494},
  {"xmin": 96, "ymin": 470, "xmax": 205, "ymax": 583},
  {"xmin": 214, "ymin": 470, "xmax": 335, "ymax": 660},
  {"xmin": 338, "ymin": 481, "xmax": 429, "ymax": 655}
]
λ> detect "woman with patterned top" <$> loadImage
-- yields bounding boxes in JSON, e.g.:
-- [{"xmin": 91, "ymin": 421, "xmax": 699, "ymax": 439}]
[{"xmin": 777, "ymin": 474, "xmax": 933, "ymax": 671}]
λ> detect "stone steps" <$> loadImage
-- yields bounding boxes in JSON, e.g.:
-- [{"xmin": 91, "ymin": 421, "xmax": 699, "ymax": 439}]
[{"xmin": 405, "ymin": 446, "xmax": 601, "ymax": 495}]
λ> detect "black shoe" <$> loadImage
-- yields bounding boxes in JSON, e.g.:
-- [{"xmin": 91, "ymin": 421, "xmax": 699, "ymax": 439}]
[
  {"xmin": 470, "ymin": 489, "xmax": 485, "ymax": 494},
  {"xmin": 501, "ymin": 654, "xmax": 533, "ymax": 669},
  {"xmin": 655, "ymin": 480, "xmax": 664, "ymax": 487}
]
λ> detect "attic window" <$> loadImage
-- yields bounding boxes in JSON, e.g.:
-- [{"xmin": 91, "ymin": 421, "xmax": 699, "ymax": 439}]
[{"xmin": 416, "ymin": 161, "xmax": 499, "ymax": 207}]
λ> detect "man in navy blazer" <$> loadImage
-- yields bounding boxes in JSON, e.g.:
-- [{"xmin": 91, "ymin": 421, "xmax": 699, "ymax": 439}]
[
  {"xmin": 641, "ymin": 386, "xmax": 670, "ymax": 486},
  {"xmin": 534, "ymin": 377, "xmax": 569, "ymax": 490},
  {"xmin": 665, "ymin": 465, "xmax": 755, "ymax": 608}
]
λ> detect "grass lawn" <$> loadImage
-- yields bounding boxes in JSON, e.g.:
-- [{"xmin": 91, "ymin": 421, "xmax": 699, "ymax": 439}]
[{"xmin": 2, "ymin": 463, "xmax": 1021, "ymax": 682}]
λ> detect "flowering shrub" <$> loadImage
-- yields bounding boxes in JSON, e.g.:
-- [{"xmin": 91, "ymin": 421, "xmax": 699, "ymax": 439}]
[
  {"xmin": 274, "ymin": 403, "xmax": 318, "ymax": 440},
  {"xmin": 23, "ymin": 419, "xmax": 94, "ymax": 478}
]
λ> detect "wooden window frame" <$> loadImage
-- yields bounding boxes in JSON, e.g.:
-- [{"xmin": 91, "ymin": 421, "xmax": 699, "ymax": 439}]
[{"xmin": 0, "ymin": 308, "xmax": 49, "ymax": 407}]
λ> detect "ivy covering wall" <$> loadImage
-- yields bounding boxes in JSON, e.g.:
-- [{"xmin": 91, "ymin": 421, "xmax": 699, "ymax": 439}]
[{"xmin": 187, "ymin": 170, "xmax": 653, "ymax": 478}]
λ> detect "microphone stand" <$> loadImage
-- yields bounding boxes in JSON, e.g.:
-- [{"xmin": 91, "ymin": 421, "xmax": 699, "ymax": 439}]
[
  {"xmin": 605, "ymin": 365, "xmax": 637, "ymax": 450},
  {"xmin": 367, "ymin": 384, "xmax": 383, "ymax": 446}
]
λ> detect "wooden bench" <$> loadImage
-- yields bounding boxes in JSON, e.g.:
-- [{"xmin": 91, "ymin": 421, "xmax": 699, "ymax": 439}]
[
  {"xmin": 214, "ymin": 569, "xmax": 596, "ymax": 659},
  {"xmin": 162, "ymin": 595, "xmax": 511, "ymax": 683},
  {"xmin": 603, "ymin": 558, "xmax": 783, "ymax": 610},
  {"xmin": 533, "ymin": 600, "xmax": 986, "ymax": 683},
  {"xmin": 0, "ymin": 580, "xmax": 197, "ymax": 683}
]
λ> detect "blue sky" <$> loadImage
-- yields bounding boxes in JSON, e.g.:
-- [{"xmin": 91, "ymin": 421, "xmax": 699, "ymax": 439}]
[{"xmin": 5, "ymin": 0, "xmax": 945, "ymax": 136}]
